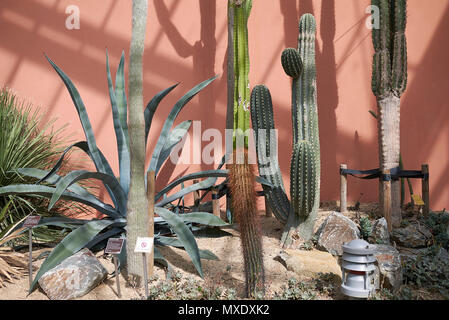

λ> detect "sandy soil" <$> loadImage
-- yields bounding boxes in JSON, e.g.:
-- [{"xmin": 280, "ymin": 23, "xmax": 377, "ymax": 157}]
[{"xmin": 0, "ymin": 206, "xmax": 372, "ymax": 300}]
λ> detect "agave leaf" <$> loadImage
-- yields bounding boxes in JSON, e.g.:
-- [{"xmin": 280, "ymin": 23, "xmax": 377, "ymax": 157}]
[
  {"xmin": 155, "ymin": 170, "xmax": 229, "ymax": 202},
  {"xmin": 114, "ymin": 51, "xmax": 129, "ymax": 146},
  {"xmin": 48, "ymin": 170, "xmax": 126, "ymax": 216},
  {"xmin": 156, "ymin": 177, "xmax": 219, "ymax": 208},
  {"xmin": 35, "ymin": 141, "xmax": 119, "ymax": 211},
  {"xmin": 106, "ymin": 50, "xmax": 130, "ymax": 196},
  {"xmin": 85, "ymin": 226, "xmax": 125, "ymax": 251},
  {"xmin": 179, "ymin": 212, "xmax": 228, "ymax": 227},
  {"xmin": 148, "ymin": 75, "xmax": 218, "ymax": 175},
  {"xmin": 144, "ymin": 83, "xmax": 180, "ymax": 145},
  {"xmin": 155, "ymin": 236, "xmax": 219, "ymax": 260},
  {"xmin": 29, "ymin": 219, "xmax": 116, "ymax": 292},
  {"xmin": 44, "ymin": 55, "xmax": 115, "ymax": 178},
  {"xmin": 154, "ymin": 207, "xmax": 203, "ymax": 278},
  {"xmin": 154, "ymin": 245, "xmax": 170, "ymax": 270},
  {"xmin": 0, "ymin": 184, "xmax": 120, "ymax": 218},
  {"xmin": 16, "ymin": 168, "xmax": 97, "ymax": 201},
  {"xmin": 153, "ymin": 120, "xmax": 192, "ymax": 176}
]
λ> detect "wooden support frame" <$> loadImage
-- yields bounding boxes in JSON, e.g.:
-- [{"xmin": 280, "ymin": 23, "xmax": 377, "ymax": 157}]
[{"xmin": 340, "ymin": 164, "xmax": 348, "ymax": 213}]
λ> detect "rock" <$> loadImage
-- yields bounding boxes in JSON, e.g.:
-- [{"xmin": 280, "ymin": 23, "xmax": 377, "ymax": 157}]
[
  {"xmin": 392, "ymin": 222, "xmax": 433, "ymax": 248},
  {"xmin": 316, "ymin": 211, "xmax": 360, "ymax": 256},
  {"xmin": 275, "ymin": 249, "xmax": 342, "ymax": 279},
  {"xmin": 369, "ymin": 218, "xmax": 390, "ymax": 245},
  {"xmin": 371, "ymin": 244, "xmax": 402, "ymax": 291},
  {"xmin": 38, "ymin": 248, "xmax": 107, "ymax": 300}
]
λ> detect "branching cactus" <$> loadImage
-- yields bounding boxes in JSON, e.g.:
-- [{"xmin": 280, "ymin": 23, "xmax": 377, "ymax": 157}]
[
  {"xmin": 371, "ymin": 0, "xmax": 407, "ymax": 227},
  {"xmin": 251, "ymin": 14, "xmax": 320, "ymax": 248}
]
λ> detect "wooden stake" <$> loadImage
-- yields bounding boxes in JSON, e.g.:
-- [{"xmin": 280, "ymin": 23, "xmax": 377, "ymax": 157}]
[
  {"xmin": 193, "ymin": 179, "xmax": 200, "ymax": 211},
  {"xmin": 422, "ymin": 164, "xmax": 430, "ymax": 216},
  {"xmin": 212, "ymin": 187, "xmax": 220, "ymax": 217},
  {"xmin": 146, "ymin": 171, "xmax": 155, "ymax": 278},
  {"xmin": 265, "ymin": 197, "xmax": 272, "ymax": 217},
  {"xmin": 28, "ymin": 228, "xmax": 33, "ymax": 289},
  {"xmin": 142, "ymin": 253, "xmax": 149, "ymax": 298},
  {"xmin": 382, "ymin": 169, "xmax": 392, "ymax": 232},
  {"xmin": 340, "ymin": 164, "xmax": 347, "ymax": 213},
  {"xmin": 113, "ymin": 255, "xmax": 121, "ymax": 298}
]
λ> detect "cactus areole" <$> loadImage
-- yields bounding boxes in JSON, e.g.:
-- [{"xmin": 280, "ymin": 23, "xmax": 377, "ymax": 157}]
[{"xmin": 371, "ymin": 0, "xmax": 408, "ymax": 227}]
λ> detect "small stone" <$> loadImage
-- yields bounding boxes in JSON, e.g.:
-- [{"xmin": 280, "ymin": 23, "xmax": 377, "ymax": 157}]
[
  {"xmin": 369, "ymin": 218, "xmax": 390, "ymax": 245},
  {"xmin": 316, "ymin": 211, "xmax": 360, "ymax": 256},
  {"xmin": 38, "ymin": 248, "xmax": 107, "ymax": 300},
  {"xmin": 392, "ymin": 222, "xmax": 433, "ymax": 248},
  {"xmin": 371, "ymin": 244, "xmax": 403, "ymax": 291},
  {"xmin": 275, "ymin": 249, "xmax": 342, "ymax": 279}
]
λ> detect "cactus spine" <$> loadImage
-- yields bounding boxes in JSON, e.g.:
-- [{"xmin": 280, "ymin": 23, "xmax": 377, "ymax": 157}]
[
  {"xmin": 251, "ymin": 14, "xmax": 320, "ymax": 248},
  {"xmin": 227, "ymin": 0, "xmax": 264, "ymax": 298},
  {"xmin": 371, "ymin": 0, "xmax": 407, "ymax": 227}
]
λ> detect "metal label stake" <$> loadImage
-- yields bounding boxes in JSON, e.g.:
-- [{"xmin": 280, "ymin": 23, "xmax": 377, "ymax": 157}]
[
  {"xmin": 135, "ymin": 237, "xmax": 154, "ymax": 299},
  {"xmin": 23, "ymin": 215, "xmax": 41, "ymax": 288},
  {"xmin": 105, "ymin": 238, "xmax": 125, "ymax": 298}
]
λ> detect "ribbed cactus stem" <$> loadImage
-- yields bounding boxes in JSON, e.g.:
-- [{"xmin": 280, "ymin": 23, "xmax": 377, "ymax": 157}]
[
  {"xmin": 251, "ymin": 85, "xmax": 290, "ymax": 224},
  {"xmin": 231, "ymin": 0, "xmax": 252, "ymax": 148},
  {"xmin": 371, "ymin": 0, "xmax": 407, "ymax": 227}
]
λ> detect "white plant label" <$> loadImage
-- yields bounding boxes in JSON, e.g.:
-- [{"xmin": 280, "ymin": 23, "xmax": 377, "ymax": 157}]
[{"xmin": 134, "ymin": 237, "xmax": 154, "ymax": 253}]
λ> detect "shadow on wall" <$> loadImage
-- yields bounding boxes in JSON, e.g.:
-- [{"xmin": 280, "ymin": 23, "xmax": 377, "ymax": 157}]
[{"xmin": 401, "ymin": 5, "xmax": 449, "ymax": 208}]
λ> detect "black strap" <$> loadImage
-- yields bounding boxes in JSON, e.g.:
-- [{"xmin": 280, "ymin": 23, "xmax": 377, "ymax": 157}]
[{"xmin": 341, "ymin": 167, "xmax": 428, "ymax": 180}]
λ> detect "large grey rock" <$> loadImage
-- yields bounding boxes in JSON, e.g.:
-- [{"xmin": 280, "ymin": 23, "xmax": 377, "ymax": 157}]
[
  {"xmin": 38, "ymin": 248, "xmax": 107, "ymax": 300},
  {"xmin": 316, "ymin": 211, "xmax": 360, "ymax": 256},
  {"xmin": 371, "ymin": 244, "xmax": 402, "ymax": 291},
  {"xmin": 275, "ymin": 249, "xmax": 342, "ymax": 279},
  {"xmin": 369, "ymin": 218, "xmax": 390, "ymax": 245},
  {"xmin": 392, "ymin": 222, "xmax": 433, "ymax": 248}
]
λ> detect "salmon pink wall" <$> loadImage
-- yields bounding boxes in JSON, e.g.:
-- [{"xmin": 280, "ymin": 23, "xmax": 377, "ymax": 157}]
[{"xmin": 0, "ymin": 0, "xmax": 448, "ymax": 211}]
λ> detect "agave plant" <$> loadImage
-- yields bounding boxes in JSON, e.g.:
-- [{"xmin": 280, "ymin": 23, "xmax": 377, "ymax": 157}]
[{"xmin": 0, "ymin": 51, "xmax": 235, "ymax": 292}]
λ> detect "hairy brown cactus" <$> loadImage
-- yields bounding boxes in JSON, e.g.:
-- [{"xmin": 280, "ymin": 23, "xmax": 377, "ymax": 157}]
[{"xmin": 227, "ymin": 149, "xmax": 264, "ymax": 297}]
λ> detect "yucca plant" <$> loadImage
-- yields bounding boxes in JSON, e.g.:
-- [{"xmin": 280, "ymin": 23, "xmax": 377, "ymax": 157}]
[
  {"xmin": 0, "ymin": 87, "xmax": 85, "ymax": 245},
  {"xmin": 0, "ymin": 51, "xmax": 234, "ymax": 293}
]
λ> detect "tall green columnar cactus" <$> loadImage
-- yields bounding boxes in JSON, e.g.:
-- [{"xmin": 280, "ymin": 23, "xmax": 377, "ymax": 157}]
[
  {"xmin": 231, "ymin": 0, "xmax": 251, "ymax": 148},
  {"xmin": 371, "ymin": 0, "xmax": 407, "ymax": 227},
  {"xmin": 227, "ymin": 0, "xmax": 264, "ymax": 298},
  {"xmin": 251, "ymin": 14, "xmax": 320, "ymax": 248}
]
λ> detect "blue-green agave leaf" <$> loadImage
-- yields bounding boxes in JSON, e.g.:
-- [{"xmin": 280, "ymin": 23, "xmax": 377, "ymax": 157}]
[
  {"xmin": 0, "ymin": 184, "xmax": 120, "ymax": 218},
  {"xmin": 148, "ymin": 75, "xmax": 218, "ymax": 175},
  {"xmin": 155, "ymin": 170, "xmax": 229, "ymax": 202},
  {"xmin": 154, "ymin": 207, "xmax": 203, "ymax": 278},
  {"xmin": 49, "ymin": 170, "xmax": 126, "ymax": 216},
  {"xmin": 44, "ymin": 55, "xmax": 115, "ymax": 178},
  {"xmin": 178, "ymin": 212, "xmax": 228, "ymax": 227},
  {"xmin": 144, "ymin": 83, "xmax": 180, "ymax": 145},
  {"xmin": 153, "ymin": 120, "xmax": 192, "ymax": 176},
  {"xmin": 106, "ymin": 50, "xmax": 130, "ymax": 196},
  {"xmin": 155, "ymin": 236, "xmax": 219, "ymax": 260},
  {"xmin": 115, "ymin": 51, "xmax": 129, "ymax": 146}
]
